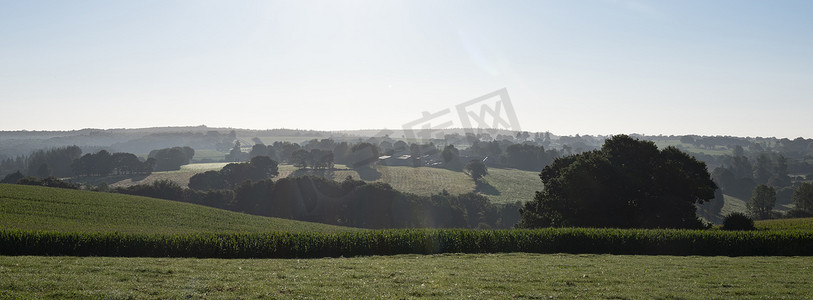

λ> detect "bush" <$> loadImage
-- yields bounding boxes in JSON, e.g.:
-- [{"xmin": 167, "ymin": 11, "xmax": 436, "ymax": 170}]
[
  {"xmin": 784, "ymin": 209, "xmax": 813, "ymax": 219},
  {"xmin": 1, "ymin": 171, "xmax": 24, "ymax": 184},
  {"xmin": 722, "ymin": 212, "xmax": 755, "ymax": 231},
  {"xmin": 16, "ymin": 176, "xmax": 79, "ymax": 190}
]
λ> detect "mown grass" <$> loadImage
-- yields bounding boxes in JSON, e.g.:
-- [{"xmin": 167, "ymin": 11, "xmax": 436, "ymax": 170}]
[
  {"xmin": 0, "ymin": 184, "xmax": 356, "ymax": 234},
  {"xmin": 2, "ymin": 253, "xmax": 812, "ymax": 299},
  {"xmin": 755, "ymin": 218, "xmax": 813, "ymax": 231}
]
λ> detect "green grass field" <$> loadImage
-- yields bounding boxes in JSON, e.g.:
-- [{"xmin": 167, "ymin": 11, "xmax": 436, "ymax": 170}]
[
  {"xmin": 720, "ymin": 194, "xmax": 748, "ymax": 218},
  {"xmin": 2, "ymin": 253, "xmax": 812, "ymax": 299},
  {"xmin": 281, "ymin": 164, "xmax": 541, "ymax": 204},
  {"xmin": 0, "ymin": 184, "xmax": 355, "ymax": 234},
  {"xmin": 653, "ymin": 140, "xmax": 733, "ymax": 156},
  {"xmin": 755, "ymin": 218, "xmax": 813, "ymax": 230},
  {"xmin": 191, "ymin": 149, "xmax": 227, "ymax": 162},
  {"xmin": 70, "ymin": 162, "xmax": 228, "ymax": 189},
  {"xmin": 72, "ymin": 161, "xmax": 541, "ymax": 204},
  {"xmin": 109, "ymin": 162, "xmax": 229, "ymax": 188}
]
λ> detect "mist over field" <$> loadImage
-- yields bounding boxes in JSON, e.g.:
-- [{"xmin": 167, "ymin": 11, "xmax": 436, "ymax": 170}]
[{"xmin": 3, "ymin": 1, "xmax": 813, "ymax": 298}]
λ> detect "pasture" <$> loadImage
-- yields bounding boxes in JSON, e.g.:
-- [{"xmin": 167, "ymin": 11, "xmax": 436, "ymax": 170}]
[
  {"xmin": 2, "ymin": 253, "xmax": 811, "ymax": 299},
  {"xmin": 70, "ymin": 162, "xmax": 227, "ymax": 189},
  {"xmin": 755, "ymin": 217, "xmax": 813, "ymax": 231},
  {"xmin": 283, "ymin": 164, "xmax": 540, "ymax": 204},
  {"xmin": 3, "ymin": 183, "xmax": 813, "ymax": 298}
]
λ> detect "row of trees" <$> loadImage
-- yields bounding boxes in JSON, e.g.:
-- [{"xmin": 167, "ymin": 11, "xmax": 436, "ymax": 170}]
[
  {"xmin": 225, "ymin": 137, "xmax": 564, "ymax": 174},
  {"xmin": 747, "ymin": 182, "xmax": 813, "ymax": 219},
  {"xmin": 712, "ymin": 149, "xmax": 796, "ymax": 218},
  {"xmin": 189, "ymin": 156, "xmax": 279, "ymax": 190},
  {"xmin": 72, "ymin": 150, "xmax": 154, "ymax": 177},
  {"xmin": 115, "ymin": 175, "xmax": 521, "ymax": 229},
  {"xmin": 230, "ymin": 140, "xmax": 380, "ymax": 170},
  {"xmin": 73, "ymin": 147, "xmax": 192, "ymax": 177},
  {"xmin": 1, "ymin": 145, "xmax": 196, "ymax": 179},
  {"xmin": 0, "ymin": 146, "xmax": 82, "ymax": 178},
  {"xmin": 290, "ymin": 149, "xmax": 335, "ymax": 169}
]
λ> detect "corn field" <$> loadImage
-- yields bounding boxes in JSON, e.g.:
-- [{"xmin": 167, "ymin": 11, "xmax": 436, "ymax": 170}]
[{"xmin": 2, "ymin": 228, "xmax": 812, "ymax": 258}]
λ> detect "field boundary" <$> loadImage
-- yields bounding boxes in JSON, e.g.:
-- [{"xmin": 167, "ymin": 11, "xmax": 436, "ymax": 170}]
[{"xmin": 2, "ymin": 228, "xmax": 812, "ymax": 258}]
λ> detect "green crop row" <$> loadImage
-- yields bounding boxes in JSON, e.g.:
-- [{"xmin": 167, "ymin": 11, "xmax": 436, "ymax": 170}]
[{"xmin": 2, "ymin": 228, "xmax": 812, "ymax": 258}]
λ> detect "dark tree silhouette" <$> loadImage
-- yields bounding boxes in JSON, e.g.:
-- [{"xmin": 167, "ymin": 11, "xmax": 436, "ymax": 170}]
[
  {"xmin": 748, "ymin": 184, "xmax": 776, "ymax": 220},
  {"xmin": 792, "ymin": 182, "xmax": 813, "ymax": 214},
  {"xmin": 188, "ymin": 156, "xmax": 279, "ymax": 190},
  {"xmin": 1, "ymin": 171, "xmax": 24, "ymax": 184},
  {"xmin": 518, "ymin": 135, "xmax": 717, "ymax": 229},
  {"xmin": 464, "ymin": 160, "xmax": 488, "ymax": 182},
  {"xmin": 291, "ymin": 149, "xmax": 311, "ymax": 169},
  {"xmin": 348, "ymin": 143, "xmax": 379, "ymax": 169},
  {"xmin": 149, "ymin": 147, "xmax": 194, "ymax": 171}
]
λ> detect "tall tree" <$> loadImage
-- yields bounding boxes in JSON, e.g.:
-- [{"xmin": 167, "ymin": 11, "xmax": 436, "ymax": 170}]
[
  {"xmin": 441, "ymin": 145, "xmax": 462, "ymax": 171},
  {"xmin": 747, "ymin": 184, "xmax": 776, "ymax": 220},
  {"xmin": 769, "ymin": 154, "xmax": 791, "ymax": 187},
  {"xmin": 225, "ymin": 142, "xmax": 246, "ymax": 162},
  {"xmin": 753, "ymin": 153, "xmax": 773, "ymax": 184},
  {"xmin": 348, "ymin": 143, "xmax": 379, "ymax": 169},
  {"xmin": 464, "ymin": 160, "xmax": 488, "ymax": 182},
  {"xmin": 150, "ymin": 147, "xmax": 195, "ymax": 171},
  {"xmin": 792, "ymin": 182, "xmax": 813, "ymax": 214},
  {"xmin": 517, "ymin": 135, "xmax": 716, "ymax": 229},
  {"xmin": 249, "ymin": 144, "xmax": 269, "ymax": 159},
  {"xmin": 291, "ymin": 149, "xmax": 311, "ymax": 169}
]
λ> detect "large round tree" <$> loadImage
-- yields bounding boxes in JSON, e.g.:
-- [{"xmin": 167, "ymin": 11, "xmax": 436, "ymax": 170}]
[{"xmin": 518, "ymin": 135, "xmax": 717, "ymax": 229}]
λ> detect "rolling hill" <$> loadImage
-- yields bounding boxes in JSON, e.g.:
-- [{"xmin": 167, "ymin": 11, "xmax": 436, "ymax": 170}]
[
  {"xmin": 754, "ymin": 217, "xmax": 813, "ymax": 230},
  {"xmin": 282, "ymin": 165, "xmax": 540, "ymax": 204},
  {"xmin": 0, "ymin": 184, "xmax": 357, "ymax": 234},
  {"xmin": 73, "ymin": 162, "xmax": 542, "ymax": 206}
]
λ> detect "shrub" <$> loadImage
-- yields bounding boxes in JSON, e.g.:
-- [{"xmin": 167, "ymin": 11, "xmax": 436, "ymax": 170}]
[
  {"xmin": 784, "ymin": 209, "xmax": 813, "ymax": 219},
  {"xmin": 17, "ymin": 176, "xmax": 79, "ymax": 189},
  {"xmin": 722, "ymin": 212, "xmax": 755, "ymax": 231}
]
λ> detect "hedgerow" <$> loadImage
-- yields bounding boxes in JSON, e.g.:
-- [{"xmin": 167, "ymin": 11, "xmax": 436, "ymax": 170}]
[{"xmin": 1, "ymin": 228, "xmax": 812, "ymax": 258}]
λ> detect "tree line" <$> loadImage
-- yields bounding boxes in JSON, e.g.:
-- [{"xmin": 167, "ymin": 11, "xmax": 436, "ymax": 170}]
[
  {"xmin": 0, "ymin": 145, "xmax": 196, "ymax": 179},
  {"xmin": 116, "ymin": 163, "xmax": 520, "ymax": 229}
]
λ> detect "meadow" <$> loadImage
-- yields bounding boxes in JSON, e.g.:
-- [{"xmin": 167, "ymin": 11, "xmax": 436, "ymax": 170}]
[
  {"xmin": 72, "ymin": 162, "xmax": 540, "ymax": 205},
  {"xmin": 4, "ymin": 184, "xmax": 813, "ymax": 258},
  {"xmin": 755, "ymin": 217, "xmax": 813, "ymax": 231},
  {"xmin": 280, "ymin": 164, "xmax": 540, "ymax": 204},
  {"xmin": 2, "ymin": 253, "xmax": 812, "ymax": 299},
  {"xmin": 651, "ymin": 140, "xmax": 734, "ymax": 156},
  {"xmin": 0, "ymin": 184, "xmax": 355, "ymax": 234},
  {"xmin": 3, "ymin": 183, "xmax": 813, "ymax": 298}
]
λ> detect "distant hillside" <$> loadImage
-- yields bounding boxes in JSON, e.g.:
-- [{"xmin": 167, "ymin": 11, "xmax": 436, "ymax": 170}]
[
  {"xmin": 0, "ymin": 184, "xmax": 357, "ymax": 234},
  {"xmin": 280, "ymin": 164, "xmax": 539, "ymax": 204},
  {"xmin": 0, "ymin": 126, "xmax": 337, "ymax": 158}
]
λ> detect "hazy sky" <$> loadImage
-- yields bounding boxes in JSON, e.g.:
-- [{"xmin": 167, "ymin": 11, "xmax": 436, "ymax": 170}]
[{"xmin": 1, "ymin": 0, "xmax": 812, "ymax": 138}]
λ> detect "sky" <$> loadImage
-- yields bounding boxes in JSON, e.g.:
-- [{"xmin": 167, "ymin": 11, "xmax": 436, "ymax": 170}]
[{"xmin": 1, "ymin": 0, "xmax": 812, "ymax": 138}]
